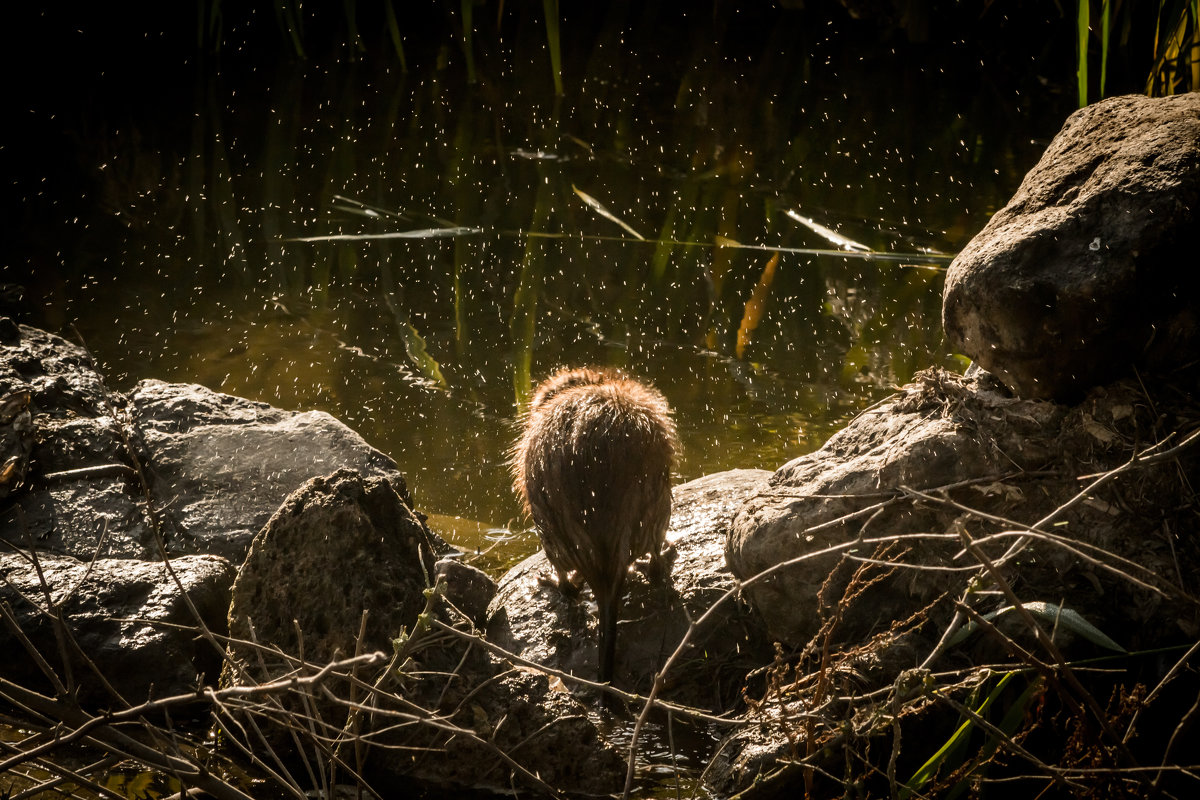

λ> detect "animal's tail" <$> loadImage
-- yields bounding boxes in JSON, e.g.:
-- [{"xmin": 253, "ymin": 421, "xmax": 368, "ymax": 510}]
[{"xmin": 597, "ymin": 593, "xmax": 619, "ymax": 689}]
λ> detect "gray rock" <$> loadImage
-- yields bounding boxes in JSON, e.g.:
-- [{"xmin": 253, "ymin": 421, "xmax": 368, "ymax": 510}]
[
  {"xmin": 715, "ymin": 367, "xmax": 1200, "ymax": 798},
  {"xmin": 131, "ymin": 379, "xmax": 408, "ymax": 562},
  {"xmin": 0, "ymin": 386, "xmax": 34, "ymax": 499},
  {"xmin": 487, "ymin": 468, "xmax": 776, "ymax": 710},
  {"xmin": 727, "ymin": 369, "xmax": 1058, "ymax": 646},
  {"xmin": 0, "ymin": 319, "xmax": 107, "ymax": 418},
  {"xmin": 224, "ymin": 469, "xmax": 438, "ymax": 682},
  {"xmin": 0, "ymin": 549, "xmax": 235, "ymax": 705},
  {"xmin": 727, "ymin": 368, "xmax": 1198, "ymax": 650},
  {"xmin": 395, "ymin": 663, "xmax": 627, "ymax": 797},
  {"xmin": 0, "ymin": 322, "xmax": 149, "ymax": 558},
  {"xmin": 943, "ymin": 93, "xmax": 1200, "ymax": 401}
]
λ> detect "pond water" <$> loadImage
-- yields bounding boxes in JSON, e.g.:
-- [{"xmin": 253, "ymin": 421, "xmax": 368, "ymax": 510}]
[{"xmin": 13, "ymin": 5, "xmax": 1076, "ymax": 565}]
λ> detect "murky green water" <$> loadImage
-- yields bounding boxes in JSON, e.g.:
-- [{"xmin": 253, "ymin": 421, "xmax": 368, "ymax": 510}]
[{"xmin": 15, "ymin": 6, "xmax": 1074, "ymax": 558}]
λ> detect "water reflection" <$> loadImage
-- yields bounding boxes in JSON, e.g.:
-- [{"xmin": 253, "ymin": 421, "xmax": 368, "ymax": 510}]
[{"xmin": 18, "ymin": 6, "xmax": 1072, "ymax": 557}]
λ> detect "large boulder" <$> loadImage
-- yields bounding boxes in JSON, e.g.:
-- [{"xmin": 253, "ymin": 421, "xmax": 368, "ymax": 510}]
[
  {"xmin": 0, "ymin": 550, "xmax": 235, "ymax": 705},
  {"xmin": 727, "ymin": 368, "xmax": 1198, "ymax": 652},
  {"xmin": 224, "ymin": 469, "xmax": 442, "ymax": 681},
  {"xmin": 131, "ymin": 379, "xmax": 408, "ymax": 561},
  {"xmin": 717, "ymin": 367, "xmax": 1200, "ymax": 797},
  {"xmin": 728, "ymin": 369, "xmax": 1052, "ymax": 647},
  {"xmin": 943, "ymin": 93, "xmax": 1200, "ymax": 401},
  {"xmin": 487, "ymin": 468, "xmax": 776, "ymax": 710}
]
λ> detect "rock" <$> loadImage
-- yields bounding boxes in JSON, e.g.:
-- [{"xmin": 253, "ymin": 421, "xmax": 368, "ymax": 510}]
[
  {"xmin": 223, "ymin": 469, "xmax": 625, "ymax": 797},
  {"xmin": 0, "ymin": 549, "xmax": 235, "ymax": 705},
  {"xmin": 728, "ymin": 368, "xmax": 1199, "ymax": 651},
  {"xmin": 943, "ymin": 93, "xmax": 1200, "ymax": 401},
  {"xmin": 130, "ymin": 379, "xmax": 409, "ymax": 561},
  {"xmin": 715, "ymin": 367, "xmax": 1200, "ymax": 798},
  {"xmin": 0, "ymin": 321, "xmax": 411, "ymax": 564},
  {"xmin": 393, "ymin": 661, "xmax": 627, "ymax": 797},
  {"xmin": 0, "ymin": 321, "xmax": 150, "ymax": 558},
  {"xmin": 487, "ymin": 468, "xmax": 776, "ymax": 710},
  {"xmin": 727, "ymin": 369, "xmax": 1053, "ymax": 646},
  {"xmin": 705, "ymin": 667, "xmax": 939, "ymax": 799},
  {"xmin": 0, "ymin": 319, "xmax": 107, "ymax": 416},
  {"xmin": 224, "ymin": 470, "xmax": 441, "ymax": 683}
]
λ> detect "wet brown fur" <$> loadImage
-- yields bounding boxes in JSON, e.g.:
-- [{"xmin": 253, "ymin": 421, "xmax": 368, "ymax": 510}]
[{"xmin": 512, "ymin": 367, "xmax": 677, "ymax": 685}]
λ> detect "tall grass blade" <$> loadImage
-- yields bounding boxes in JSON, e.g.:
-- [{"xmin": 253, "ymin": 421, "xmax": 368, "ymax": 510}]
[
  {"xmin": 543, "ymin": 0, "xmax": 564, "ymax": 95},
  {"xmin": 447, "ymin": 92, "xmax": 482, "ymax": 358},
  {"xmin": 344, "ymin": 0, "xmax": 365, "ymax": 54},
  {"xmin": 709, "ymin": 236, "xmax": 739, "ymax": 295},
  {"xmin": 510, "ymin": 254, "xmax": 540, "ymax": 408},
  {"xmin": 275, "ymin": 0, "xmax": 307, "ymax": 59},
  {"xmin": 1193, "ymin": 0, "xmax": 1200, "ymax": 91},
  {"xmin": 901, "ymin": 671, "xmax": 1017, "ymax": 798},
  {"xmin": 709, "ymin": 187, "xmax": 743, "ymax": 304},
  {"xmin": 735, "ymin": 251, "xmax": 780, "ymax": 360},
  {"xmin": 1162, "ymin": 9, "xmax": 1189, "ymax": 93},
  {"xmin": 453, "ymin": 238, "xmax": 470, "ymax": 357},
  {"xmin": 947, "ymin": 676, "xmax": 1046, "ymax": 800},
  {"xmin": 197, "ymin": 1, "xmax": 224, "ymax": 52},
  {"xmin": 1147, "ymin": 0, "xmax": 1167, "ymax": 94},
  {"xmin": 396, "ymin": 320, "xmax": 447, "ymax": 388},
  {"xmin": 383, "ymin": 1, "xmax": 408, "ymax": 71},
  {"xmin": 1077, "ymin": 0, "xmax": 1090, "ymax": 106},
  {"xmin": 1100, "ymin": 0, "xmax": 1110, "ymax": 98},
  {"xmin": 705, "ymin": 231, "xmax": 739, "ymax": 352},
  {"xmin": 571, "ymin": 185, "xmax": 645, "ymax": 240},
  {"xmin": 1151, "ymin": 1, "xmax": 1200, "ymax": 94},
  {"xmin": 651, "ymin": 181, "xmax": 699, "ymax": 284},
  {"xmin": 650, "ymin": 206, "xmax": 680, "ymax": 285},
  {"xmin": 511, "ymin": 174, "xmax": 557, "ymax": 407},
  {"xmin": 785, "ymin": 209, "xmax": 871, "ymax": 252}
]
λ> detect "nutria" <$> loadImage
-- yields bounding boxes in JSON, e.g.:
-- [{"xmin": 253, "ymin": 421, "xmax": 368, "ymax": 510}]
[{"xmin": 513, "ymin": 367, "xmax": 677, "ymax": 686}]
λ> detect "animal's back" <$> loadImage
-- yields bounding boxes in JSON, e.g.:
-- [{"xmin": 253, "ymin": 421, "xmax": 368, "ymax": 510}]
[{"xmin": 515, "ymin": 367, "xmax": 676, "ymax": 603}]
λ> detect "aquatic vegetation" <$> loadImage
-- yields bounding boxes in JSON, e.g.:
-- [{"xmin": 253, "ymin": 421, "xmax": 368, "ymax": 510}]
[{"xmin": 1076, "ymin": 0, "xmax": 1199, "ymax": 105}]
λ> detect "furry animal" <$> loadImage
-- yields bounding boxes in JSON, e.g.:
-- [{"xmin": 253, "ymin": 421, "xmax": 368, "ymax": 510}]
[{"xmin": 512, "ymin": 367, "xmax": 677, "ymax": 684}]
